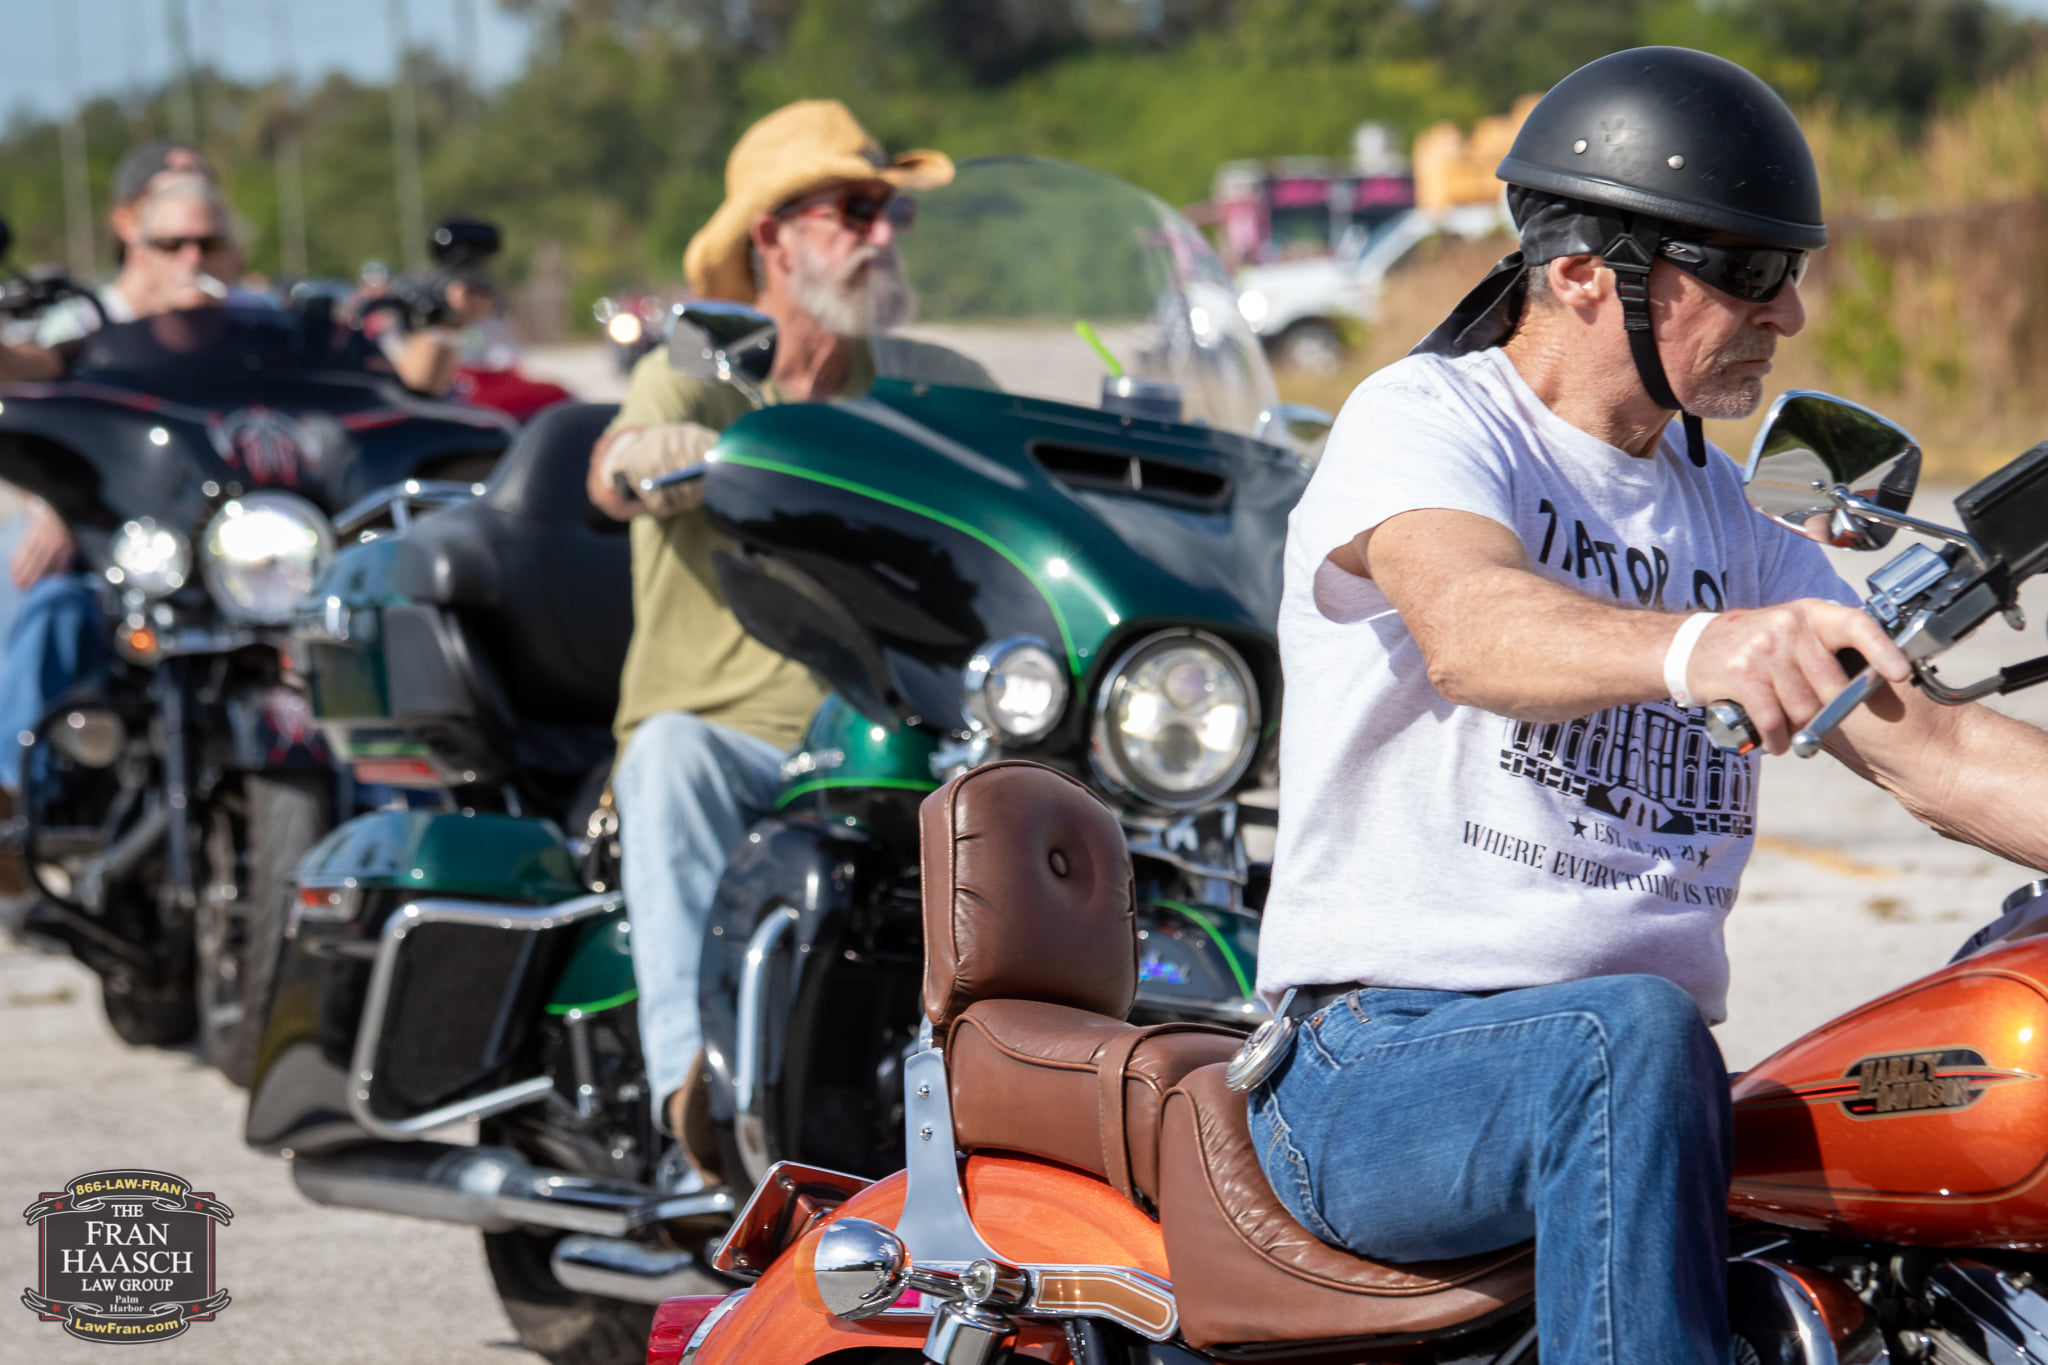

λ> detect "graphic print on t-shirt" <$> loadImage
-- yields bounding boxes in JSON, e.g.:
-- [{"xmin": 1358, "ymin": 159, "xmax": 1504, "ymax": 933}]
[{"xmin": 1500, "ymin": 702, "xmax": 1757, "ymax": 838}]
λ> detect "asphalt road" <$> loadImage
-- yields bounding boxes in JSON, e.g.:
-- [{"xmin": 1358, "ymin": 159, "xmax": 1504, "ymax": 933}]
[{"xmin": 3, "ymin": 384, "xmax": 2046, "ymax": 1362}]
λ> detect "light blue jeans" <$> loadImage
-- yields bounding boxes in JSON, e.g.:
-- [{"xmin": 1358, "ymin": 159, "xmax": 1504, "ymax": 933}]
[
  {"xmin": 0, "ymin": 573, "xmax": 107, "ymax": 792},
  {"xmin": 613, "ymin": 711, "xmax": 785, "ymax": 1118},
  {"xmin": 1251, "ymin": 975, "xmax": 1732, "ymax": 1365}
]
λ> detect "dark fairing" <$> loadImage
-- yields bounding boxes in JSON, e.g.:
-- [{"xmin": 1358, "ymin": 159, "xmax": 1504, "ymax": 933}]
[{"xmin": 0, "ymin": 308, "xmax": 512, "ymax": 548}]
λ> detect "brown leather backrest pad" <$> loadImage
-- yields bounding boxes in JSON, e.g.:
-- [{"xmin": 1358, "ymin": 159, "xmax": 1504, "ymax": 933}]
[
  {"xmin": 1157, "ymin": 1064, "xmax": 1535, "ymax": 1350},
  {"xmin": 919, "ymin": 762, "xmax": 1137, "ymax": 1030},
  {"xmin": 948, "ymin": 999, "xmax": 1242, "ymax": 1205}
]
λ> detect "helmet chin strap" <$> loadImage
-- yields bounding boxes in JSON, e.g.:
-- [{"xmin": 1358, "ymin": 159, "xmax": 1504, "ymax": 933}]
[{"xmin": 1600, "ymin": 224, "xmax": 1708, "ymax": 469}]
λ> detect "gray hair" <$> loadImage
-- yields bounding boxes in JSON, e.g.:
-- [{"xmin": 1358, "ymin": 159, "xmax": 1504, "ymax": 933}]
[{"xmin": 136, "ymin": 172, "xmax": 236, "ymax": 244}]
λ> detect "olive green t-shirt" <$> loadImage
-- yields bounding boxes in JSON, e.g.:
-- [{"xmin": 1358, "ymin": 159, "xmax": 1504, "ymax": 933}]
[{"xmin": 607, "ymin": 346, "xmax": 872, "ymax": 752}]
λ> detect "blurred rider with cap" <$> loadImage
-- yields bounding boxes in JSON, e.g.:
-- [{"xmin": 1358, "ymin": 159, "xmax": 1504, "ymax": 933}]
[
  {"xmin": 584, "ymin": 99, "xmax": 952, "ymax": 1184},
  {"xmin": 1252, "ymin": 47, "xmax": 2048, "ymax": 1362},
  {"xmin": 5, "ymin": 169, "xmax": 245, "ymax": 798}
]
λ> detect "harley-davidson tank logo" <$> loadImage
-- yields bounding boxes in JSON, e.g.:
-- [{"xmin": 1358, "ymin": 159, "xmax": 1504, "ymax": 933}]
[{"xmin": 1774, "ymin": 1048, "xmax": 2040, "ymax": 1119}]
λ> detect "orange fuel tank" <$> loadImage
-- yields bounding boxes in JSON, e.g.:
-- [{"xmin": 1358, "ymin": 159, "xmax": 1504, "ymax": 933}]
[{"xmin": 1730, "ymin": 937, "xmax": 2048, "ymax": 1248}]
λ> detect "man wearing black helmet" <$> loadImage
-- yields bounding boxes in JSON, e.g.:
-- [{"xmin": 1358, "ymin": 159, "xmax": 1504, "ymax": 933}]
[{"xmin": 1252, "ymin": 47, "xmax": 2048, "ymax": 1363}]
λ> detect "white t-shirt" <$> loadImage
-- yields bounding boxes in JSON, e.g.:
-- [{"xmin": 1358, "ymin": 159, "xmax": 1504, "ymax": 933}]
[{"xmin": 1257, "ymin": 347, "xmax": 1854, "ymax": 1022}]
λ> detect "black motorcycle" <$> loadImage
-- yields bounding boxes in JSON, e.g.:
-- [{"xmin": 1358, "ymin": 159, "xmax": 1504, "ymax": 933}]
[{"xmin": 0, "ymin": 240, "xmax": 514, "ymax": 1081}]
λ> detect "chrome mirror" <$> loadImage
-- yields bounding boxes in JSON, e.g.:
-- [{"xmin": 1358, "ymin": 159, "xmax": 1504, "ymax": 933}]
[
  {"xmin": 1743, "ymin": 390, "xmax": 1921, "ymax": 551},
  {"xmin": 667, "ymin": 301, "xmax": 777, "ymax": 406}
]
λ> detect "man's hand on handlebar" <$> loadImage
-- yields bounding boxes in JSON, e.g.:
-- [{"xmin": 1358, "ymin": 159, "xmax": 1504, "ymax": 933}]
[
  {"xmin": 586, "ymin": 427, "xmax": 643, "ymax": 522},
  {"xmin": 1684, "ymin": 601, "xmax": 1912, "ymax": 756}
]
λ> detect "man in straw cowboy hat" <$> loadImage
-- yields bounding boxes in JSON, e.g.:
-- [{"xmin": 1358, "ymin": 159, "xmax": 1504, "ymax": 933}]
[{"xmin": 584, "ymin": 99, "xmax": 952, "ymax": 1183}]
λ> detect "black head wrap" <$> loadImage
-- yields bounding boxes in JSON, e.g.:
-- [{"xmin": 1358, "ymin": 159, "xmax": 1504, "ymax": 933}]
[{"xmin": 1413, "ymin": 187, "xmax": 1707, "ymax": 467}]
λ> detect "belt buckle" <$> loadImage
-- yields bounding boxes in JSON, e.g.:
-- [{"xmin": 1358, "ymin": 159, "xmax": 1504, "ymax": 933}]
[{"xmin": 1223, "ymin": 987, "xmax": 1297, "ymax": 1093}]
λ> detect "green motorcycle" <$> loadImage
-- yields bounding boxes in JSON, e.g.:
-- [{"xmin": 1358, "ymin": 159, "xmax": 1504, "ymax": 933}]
[{"xmin": 243, "ymin": 156, "xmax": 1325, "ymax": 1364}]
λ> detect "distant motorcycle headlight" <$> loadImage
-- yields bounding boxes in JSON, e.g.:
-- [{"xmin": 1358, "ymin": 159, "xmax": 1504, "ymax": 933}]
[
  {"xmin": 107, "ymin": 518, "xmax": 192, "ymax": 596},
  {"xmin": 1237, "ymin": 289, "xmax": 1270, "ymax": 330},
  {"xmin": 963, "ymin": 636, "xmax": 1069, "ymax": 744},
  {"xmin": 1093, "ymin": 630, "xmax": 1259, "ymax": 808},
  {"xmin": 606, "ymin": 311, "xmax": 644, "ymax": 346},
  {"xmin": 201, "ymin": 491, "xmax": 335, "ymax": 626}
]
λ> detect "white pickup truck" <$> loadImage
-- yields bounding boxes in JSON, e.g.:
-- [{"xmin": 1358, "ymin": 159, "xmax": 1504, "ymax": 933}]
[{"xmin": 1235, "ymin": 203, "xmax": 1508, "ymax": 373}]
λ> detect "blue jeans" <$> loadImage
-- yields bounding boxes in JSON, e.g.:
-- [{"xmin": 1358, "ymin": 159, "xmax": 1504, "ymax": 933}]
[
  {"xmin": 1250, "ymin": 975, "xmax": 1731, "ymax": 1365},
  {"xmin": 613, "ymin": 711, "xmax": 785, "ymax": 1117},
  {"xmin": 0, "ymin": 573, "xmax": 107, "ymax": 792}
]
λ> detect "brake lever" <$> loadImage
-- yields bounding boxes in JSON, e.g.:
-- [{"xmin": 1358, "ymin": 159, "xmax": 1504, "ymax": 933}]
[
  {"xmin": 610, "ymin": 462, "xmax": 709, "ymax": 506},
  {"xmin": 1790, "ymin": 667, "xmax": 1883, "ymax": 757}
]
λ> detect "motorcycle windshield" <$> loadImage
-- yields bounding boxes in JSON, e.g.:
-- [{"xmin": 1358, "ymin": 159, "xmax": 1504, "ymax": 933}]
[{"xmin": 868, "ymin": 156, "xmax": 1278, "ymax": 436}]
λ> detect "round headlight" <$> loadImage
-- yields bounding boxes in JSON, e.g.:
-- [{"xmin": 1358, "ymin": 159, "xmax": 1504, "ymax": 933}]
[
  {"xmin": 107, "ymin": 518, "xmax": 192, "ymax": 596},
  {"xmin": 606, "ymin": 311, "xmax": 643, "ymax": 346},
  {"xmin": 964, "ymin": 636, "xmax": 1069, "ymax": 744},
  {"xmin": 1093, "ymin": 630, "xmax": 1259, "ymax": 808},
  {"xmin": 201, "ymin": 491, "xmax": 335, "ymax": 625}
]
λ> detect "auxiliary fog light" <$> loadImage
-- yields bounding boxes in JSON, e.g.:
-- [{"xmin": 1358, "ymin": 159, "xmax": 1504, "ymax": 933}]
[
  {"xmin": 108, "ymin": 518, "xmax": 192, "ymax": 597},
  {"xmin": 963, "ymin": 636, "xmax": 1069, "ymax": 745}
]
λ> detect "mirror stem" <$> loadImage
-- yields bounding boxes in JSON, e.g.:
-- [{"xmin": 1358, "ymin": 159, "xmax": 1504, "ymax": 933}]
[{"xmin": 1828, "ymin": 490, "xmax": 1990, "ymax": 573}]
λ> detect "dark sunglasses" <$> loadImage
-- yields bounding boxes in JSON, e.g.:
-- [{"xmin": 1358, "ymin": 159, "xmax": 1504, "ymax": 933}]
[
  {"xmin": 145, "ymin": 233, "xmax": 231, "ymax": 256},
  {"xmin": 779, "ymin": 190, "xmax": 916, "ymax": 234},
  {"xmin": 1658, "ymin": 239, "xmax": 1808, "ymax": 303}
]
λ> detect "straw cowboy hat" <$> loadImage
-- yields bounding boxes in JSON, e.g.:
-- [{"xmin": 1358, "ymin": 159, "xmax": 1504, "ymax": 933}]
[{"xmin": 683, "ymin": 100, "xmax": 954, "ymax": 303}]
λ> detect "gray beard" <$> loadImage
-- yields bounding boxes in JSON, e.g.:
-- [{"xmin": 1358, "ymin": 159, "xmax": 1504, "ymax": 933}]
[
  {"xmin": 791, "ymin": 244, "xmax": 914, "ymax": 336},
  {"xmin": 1686, "ymin": 330, "xmax": 1777, "ymax": 420}
]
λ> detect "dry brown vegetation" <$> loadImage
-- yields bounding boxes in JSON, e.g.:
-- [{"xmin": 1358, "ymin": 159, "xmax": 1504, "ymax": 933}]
[{"xmin": 1278, "ymin": 59, "xmax": 2048, "ymax": 481}]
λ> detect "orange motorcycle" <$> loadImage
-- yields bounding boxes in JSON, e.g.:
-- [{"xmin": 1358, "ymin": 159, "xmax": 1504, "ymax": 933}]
[{"xmin": 651, "ymin": 400, "xmax": 2048, "ymax": 1364}]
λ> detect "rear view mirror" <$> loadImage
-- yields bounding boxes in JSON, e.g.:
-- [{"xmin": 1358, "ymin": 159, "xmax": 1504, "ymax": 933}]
[
  {"xmin": 667, "ymin": 302, "xmax": 777, "ymax": 406},
  {"xmin": 429, "ymin": 218, "xmax": 501, "ymax": 268},
  {"xmin": 1744, "ymin": 391, "xmax": 1921, "ymax": 551}
]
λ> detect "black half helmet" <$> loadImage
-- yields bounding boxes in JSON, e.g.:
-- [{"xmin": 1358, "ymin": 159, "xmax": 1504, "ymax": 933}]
[
  {"xmin": 1416, "ymin": 48, "xmax": 1824, "ymax": 466},
  {"xmin": 1496, "ymin": 46, "xmax": 1825, "ymax": 252}
]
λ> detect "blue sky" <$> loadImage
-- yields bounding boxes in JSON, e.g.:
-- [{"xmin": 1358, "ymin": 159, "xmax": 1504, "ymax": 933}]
[
  {"xmin": 3, "ymin": 0, "xmax": 2046, "ymax": 124},
  {"xmin": 1, "ymin": 0, "xmax": 535, "ymax": 124}
]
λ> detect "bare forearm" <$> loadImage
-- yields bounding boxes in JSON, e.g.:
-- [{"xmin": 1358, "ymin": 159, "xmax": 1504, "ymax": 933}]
[
  {"xmin": 1833, "ymin": 698, "xmax": 2048, "ymax": 871},
  {"xmin": 1413, "ymin": 563, "xmax": 1673, "ymax": 721}
]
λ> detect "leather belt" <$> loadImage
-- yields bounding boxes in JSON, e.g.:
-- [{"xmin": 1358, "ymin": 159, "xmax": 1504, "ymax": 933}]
[{"xmin": 1287, "ymin": 982, "xmax": 1369, "ymax": 1019}]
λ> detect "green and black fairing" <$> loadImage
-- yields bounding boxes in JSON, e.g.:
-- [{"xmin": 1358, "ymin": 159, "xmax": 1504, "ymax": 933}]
[{"xmin": 703, "ymin": 378, "xmax": 1298, "ymax": 762}]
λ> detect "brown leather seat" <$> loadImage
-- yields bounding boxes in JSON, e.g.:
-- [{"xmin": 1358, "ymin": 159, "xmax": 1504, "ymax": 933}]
[
  {"xmin": 920, "ymin": 761, "xmax": 1535, "ymax": 1349},
  {"xmin": 1157, "ymin": 1064, "xmax": 1534, "ymax": 1350},
  {"xmin": 920, "ymin": 762, "xmax": 1242, "ymax": 1208},
  {"xmin": 949, "ymin": 1000, "xmax": 1240, "ymax": 1207}
]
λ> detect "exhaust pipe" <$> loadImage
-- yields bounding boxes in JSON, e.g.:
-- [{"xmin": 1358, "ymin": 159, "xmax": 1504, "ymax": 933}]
[
  {"xmin": 551, "ymin": 1236, "xmax": 725, "ymax": 1303},
  {"xmin": 293, "ymin": 1143, "xmax": 661, "ymax": 1237}
]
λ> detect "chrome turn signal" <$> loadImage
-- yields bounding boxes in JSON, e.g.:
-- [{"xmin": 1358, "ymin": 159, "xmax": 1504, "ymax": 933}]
[{"xmin": 800, "ymin": 1217, "xmax": 908, "ymax": 1321}]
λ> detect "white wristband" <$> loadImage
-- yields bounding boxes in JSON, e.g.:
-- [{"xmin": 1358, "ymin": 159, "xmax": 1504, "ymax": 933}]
[{"xmin": 1664, "ymin": 612, "xmax": 1719, "ymax": 709}]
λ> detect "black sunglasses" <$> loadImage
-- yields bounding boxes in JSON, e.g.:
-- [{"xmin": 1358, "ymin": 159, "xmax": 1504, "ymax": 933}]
[
  {"xmin": 779, "ymin": 190, "xmax": 916, "ymax": 234},
  {"xmin": 145, "ymin": 233, "xmax": 231, "ymax": 256},
  {"xmin": 1658, "ymin": 239, "xmax": 1808, "ymax": 303}
]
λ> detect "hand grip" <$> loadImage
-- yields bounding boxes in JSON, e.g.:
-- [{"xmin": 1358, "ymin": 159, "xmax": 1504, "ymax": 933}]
[
  {"xmin": 1703, "ymin": 648, "xmax": 1882, "ymax": 758},
  {"xmin": 1704, "ymin": 701, "xmax": 1758, "ymax": 754}
]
